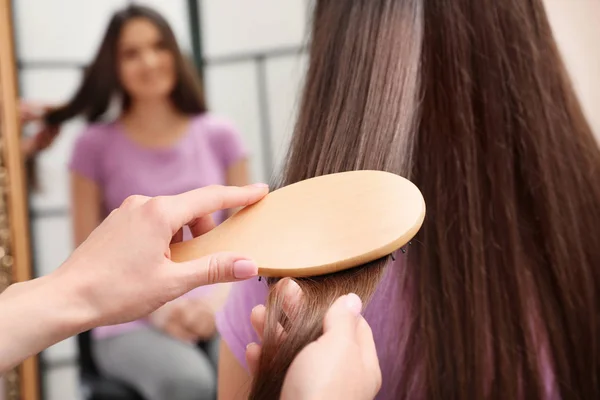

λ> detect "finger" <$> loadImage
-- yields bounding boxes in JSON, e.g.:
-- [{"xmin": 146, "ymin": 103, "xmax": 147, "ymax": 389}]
[
  {"xmin": 250, "ymin": 305, "xmax": 266, "ymax": 342},
  {"xmin": 149, "ymin": 184, "xmax": 269, "ymax": 234},
  {"xmin": 19, "ymin": 110, "xmax": 34, "ymax": 123},
  {"xmin": 169, "ymin": 253, "xmax": 258, "ymax": 295},
  {"xmin": 185, "ymin": 318, "xmax": 208, "ymax": 338},
  {"xmin": 274, "ymin": 278, "xmax": 303, "ymax": 322},
  {"xmin": 173, "ymin": 307, "xmax": 204, "ymax": 341},
  {"xmin": 19, "ymin": 104, "xmax": 41, "ymax": 122},
  {"xmin": 180, "ymin": 307, "xmax": 201, "ymax": 332},
  {"xmin": 356, "ymin": 315, "xmax": 381, "ymax": 386},
  {"xmin": 245, "ymin": 342, "xmax": 262, "ymax": 377},
  {"xmin": 250, "ymin": 305, "xmax": 287, "ymax": 344},
  {"xmin": 166, "ymin": 324, "xmax": 197, "ymax": 343},
  {"xmin": 182, "ymin": 304, "xmax": 213, "ymax": 336},
  {"xmin": 322, "ymin": 293, "xmax": 363, "ymax": 336},
  {"xmin": 188, "ymin": 214, "xmax": 216, "ymax": 238},
  {"xmin": 120, "ymin": 194, "xmax": 150, "ymax": 210}
]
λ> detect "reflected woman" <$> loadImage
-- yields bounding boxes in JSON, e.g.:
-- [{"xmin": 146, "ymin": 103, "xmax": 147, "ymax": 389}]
[{"xmin": 44, "ymin": 5, "xmax": 249, "ymax": 400}]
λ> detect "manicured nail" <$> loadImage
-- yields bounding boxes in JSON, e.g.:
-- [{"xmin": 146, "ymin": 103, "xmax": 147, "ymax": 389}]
[
  {"xmin": 246, "ymin": 342, "xmax": 258, "ymax": 350},
  {"xmin": 345, "ymin": 293, "xmax": 363, "ymax": 315},
  {"xmin": 251, "ymin": 183, "xmax": 269, "ymax": 188},
  {"xmin": 234, "ymin": 260, "xmax": 258, "ymax": 279},
  {"xmin": 251, "ymin": 304, "xmax": 265, "ymax": 315}
]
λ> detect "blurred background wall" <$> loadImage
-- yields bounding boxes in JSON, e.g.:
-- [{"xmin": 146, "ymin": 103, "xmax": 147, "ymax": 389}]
[{"xmin": 544, "ymin": 0, "xmax": 600, "ymax": 138}]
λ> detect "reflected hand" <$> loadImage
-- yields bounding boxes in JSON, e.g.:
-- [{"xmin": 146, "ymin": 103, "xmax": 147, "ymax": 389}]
[
  {"xmin": 19, "ymin": 101, "xmax": 49, "ymax": 123},
  {"xmin": 181, "ymin": 298, "xmax": 216, "ymax": 340},
  {"xmin": 19, "ymin": 100, "xmax": 59, "ymax": 157},
  {"xmin": 21, "ymin": 125, "xmax": 60, "ymax": 158},
  {"xmin": 151, "ymin": 298, "xmax": 216, "ymax": 342}
]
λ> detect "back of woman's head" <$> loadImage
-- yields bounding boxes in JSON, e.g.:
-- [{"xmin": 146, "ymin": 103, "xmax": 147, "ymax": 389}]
[
  {"xmin": 251, "ymin": 0, "xmax": 600, "ymax": 398},
  {"xmin": 44, "ymin": 4, "xmax": 205, "ymax": 126}
]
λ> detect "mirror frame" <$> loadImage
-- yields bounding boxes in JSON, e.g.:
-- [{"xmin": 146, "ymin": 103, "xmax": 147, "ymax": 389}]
[{"xmin": 0, "ymin": 0, "xmax": 40, "ymax": 399}]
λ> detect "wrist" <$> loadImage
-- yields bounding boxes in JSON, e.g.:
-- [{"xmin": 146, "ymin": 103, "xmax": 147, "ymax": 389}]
[
  {"xmin": 47, "ymin": 263, "xmax": 99, "ymax": 334},
  {"xmin": 0, "ymin": 273, "xmax": 91, "ymax": 372}
]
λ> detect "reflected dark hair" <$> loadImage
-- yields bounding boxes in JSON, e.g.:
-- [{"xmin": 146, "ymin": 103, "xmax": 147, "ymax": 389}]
[
  {"xmin": 251, "ymin": 0, "xmax": 600, "ymax": 399},
  {"xmin": 44, "ymin": 4, "xmax": 206, "ymax": 126}
]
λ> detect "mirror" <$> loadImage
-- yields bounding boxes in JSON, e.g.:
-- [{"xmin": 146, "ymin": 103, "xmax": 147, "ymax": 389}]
[
  {"xmin": 2, "ymin": 0, "xmax": 599, "ymax": 399},
  {"xmin": 6, "ymin": 1, "xmax": 309, "ymax": 399}
]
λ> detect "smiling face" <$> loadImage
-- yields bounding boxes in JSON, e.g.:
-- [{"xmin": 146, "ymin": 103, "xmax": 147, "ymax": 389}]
[{"xmin": 117, "ymin": 17, "xmax": 176, "ymax": 102}]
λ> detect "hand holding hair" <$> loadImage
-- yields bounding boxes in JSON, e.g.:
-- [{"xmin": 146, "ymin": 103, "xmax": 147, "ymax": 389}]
[
  {"xmin": 19, "ymin": 100, "xmax": 52, "ymax": 123},
  {"xmin": 18, "ymin": 100, "xmax": 60, "ymax": 157},
  {"xmin": 246, "ymin": 281, "xmax": 382, "ymax": 400},
  {"xmin": 0, "ymin": 184, "xmax": 268, "ymax": 373},
  {"xmin": 150, "ymin": 297, "xmax": 217, "ymax": 343}
]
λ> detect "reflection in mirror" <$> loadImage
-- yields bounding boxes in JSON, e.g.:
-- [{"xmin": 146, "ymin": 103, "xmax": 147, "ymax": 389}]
[
  {"xmin": 7, "ymin": 0, "xmax": 599, "ymax": 399},
  {"xmin": 13, "ymin": 1, "xmax": 308, "ymax": 399}
]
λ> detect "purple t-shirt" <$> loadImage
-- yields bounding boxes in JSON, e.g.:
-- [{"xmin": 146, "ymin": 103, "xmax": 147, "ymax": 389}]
[
  {"xmin": 216, "ymin": 258, "xmax": 559, "ymax": 399},
  {"xmin": 70, "ymin": 113, "xmax": 247, "ymax": 339}
]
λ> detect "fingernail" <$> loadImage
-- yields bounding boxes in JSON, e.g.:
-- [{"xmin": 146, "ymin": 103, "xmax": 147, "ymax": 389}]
[
  {"xmin": 251, "ymin": 304, "xmax": 264, "ymax": 314},
  {"xmin": 246, "ymin": 342, "xmax": 258, "ymax": 350},
  {"xmin": 344, "ymin": 293, "xmax": 363, "ymax": 315},
  {"xmin": 234, "ymin": 260, "xmax": 258, "ymax": 279},
  {"xmin": 251, "ymin": 183, "xmax": 269, "ymax": 188}
]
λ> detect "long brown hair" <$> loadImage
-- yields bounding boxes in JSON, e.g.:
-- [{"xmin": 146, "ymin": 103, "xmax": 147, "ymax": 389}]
[
  {"xmin": 251, "ymin": 0, "xmax": 600, "ymax": 399},
  {"xmin": 44, "ymin": 4, "xmax": 206, "ymax": 126}
]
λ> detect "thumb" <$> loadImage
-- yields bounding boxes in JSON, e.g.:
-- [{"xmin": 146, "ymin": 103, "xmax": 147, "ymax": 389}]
[
  {"xmin": 322, "ymin": 293, "xmax": 363, "ymax": 336},
  {"xmin": 245, "ymin": 342, "xmax": 262, "ymax": 377},
  {"xmin": 171, "ymin": 252, "xmax": 258, "ymax": 294}
]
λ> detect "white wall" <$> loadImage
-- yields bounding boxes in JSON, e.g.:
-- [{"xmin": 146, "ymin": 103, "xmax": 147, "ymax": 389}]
[
  {"xmin": 544, "ymin": 0, "xmax": 600, "ymax": 138},
  {"xmin": 200, "ymin": 0, "xmax": 308, "ymax": 182}
]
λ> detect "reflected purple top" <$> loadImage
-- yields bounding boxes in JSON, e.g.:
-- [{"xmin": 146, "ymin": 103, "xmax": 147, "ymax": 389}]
[{"xmin": 69, "ymin": 113, "xmax": 247, "ymax": 339}]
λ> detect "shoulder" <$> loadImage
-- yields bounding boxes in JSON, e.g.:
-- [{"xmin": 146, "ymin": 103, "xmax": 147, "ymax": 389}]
[
  {"xmin": 69, "ymin": 122, "xmax": 117, "ymax": 180},
  {"xmin": 73, "ymin": 122, "xmax": 118, "ymax": 149},
  {"xmin": 192, "ymin": 113, "xmax": 242, "ymax": 140},
  {"xmin": 191, "ymin": 113, "xmax": 248, "ymax": 166},
  {"xmin": 195, "ymin": 112, "xmax": 238, "ymax": 131}
]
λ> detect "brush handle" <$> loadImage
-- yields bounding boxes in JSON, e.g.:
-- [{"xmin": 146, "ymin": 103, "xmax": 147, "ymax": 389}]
[
  {"xmin": 168, "ymin": 171, "xmax": 426, "ymax": 278},
  {"xmin": 170, "ymin": 224, "xmax": 232, "ymax": 263}
]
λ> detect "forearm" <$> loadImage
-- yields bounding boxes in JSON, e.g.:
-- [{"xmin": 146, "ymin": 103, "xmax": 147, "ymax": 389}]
[{"xmin": 0, "ymin": 273, "xmax": 88, "ymax": 373}]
